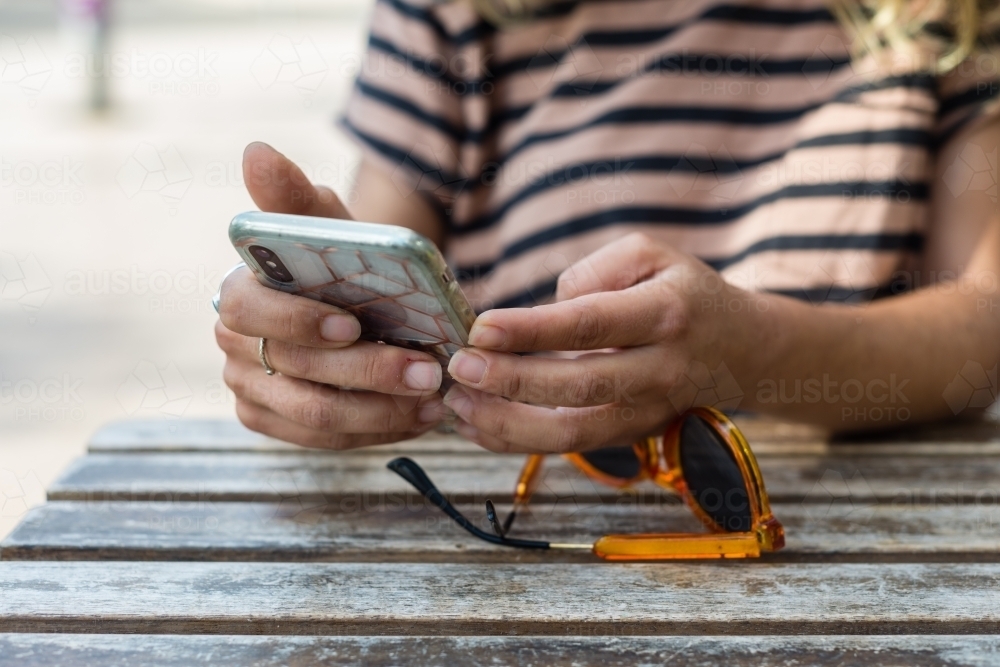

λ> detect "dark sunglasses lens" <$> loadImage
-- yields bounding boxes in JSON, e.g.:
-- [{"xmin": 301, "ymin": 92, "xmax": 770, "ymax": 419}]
[
  {"xmin": 679, "ymin": 414, "xmax": 752, "ymax": 532},
  {"xmin": 580, "ymin": 445, "xmax": 642, "ymax": 479}
]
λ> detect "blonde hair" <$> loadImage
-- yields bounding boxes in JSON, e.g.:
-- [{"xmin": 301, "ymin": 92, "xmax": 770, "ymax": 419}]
[{"xmin": 469, "ymin": 0, "xmax": 1000, "ymax": 73}]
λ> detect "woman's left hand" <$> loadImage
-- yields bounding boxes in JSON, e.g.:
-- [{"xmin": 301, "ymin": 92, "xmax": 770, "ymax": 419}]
[{"xmin": 442, "ymin": 232, "xmax": 768, "ymax": 453}]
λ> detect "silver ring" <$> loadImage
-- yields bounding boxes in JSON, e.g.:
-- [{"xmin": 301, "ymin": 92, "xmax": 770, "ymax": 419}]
[
  {"xmin": 212, "ymin": 262, "xmax": 247, "ymax": 315},
  {"xmin": 258, "ymin": 337, "xmax": 276, "ymax": 376}
]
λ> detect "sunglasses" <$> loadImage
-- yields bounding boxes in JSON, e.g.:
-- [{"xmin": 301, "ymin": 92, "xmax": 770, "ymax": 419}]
[{"xmin": 388, "ymin": 406, "xmax": 784, "ymax": 560}]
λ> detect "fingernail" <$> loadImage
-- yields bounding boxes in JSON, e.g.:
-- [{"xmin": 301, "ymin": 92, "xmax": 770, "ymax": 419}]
[
  {"xmin": 243, "ymin": 141, "xmax": 273, "ymax": 157},
  {"xmin": 404, "ymin": 361, "xmax": 442, "ymax": 391},
  {"xmin": 443, "ymin": 385, "xmax": 473, "ymax": 420},
  {"xmin": 418, "ymin": 398, "xmax": 445, "ymax": 424},
  {"xmin": 454, "ymin": 419, "xmax": 479, "ymax": 441},
  {"xmin": 449, "ymin": 351, "xmax": 487, "ymax": 384},
  {"xmin": 469, "ymin": 324, "xmax": 506, "ymax": 349},
  {"xmin": 321, "ymin": 314, "xmax": 360, "ymax": 342}
]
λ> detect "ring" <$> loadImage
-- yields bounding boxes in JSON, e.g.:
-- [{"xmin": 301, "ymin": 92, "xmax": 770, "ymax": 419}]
[
  {"xmin": 259, "ymin": 337, "xmax": 276, "ymax": 376},
  {"xmin": 212, "ymin": 262, "xmax": 247, "ymax": 315}
]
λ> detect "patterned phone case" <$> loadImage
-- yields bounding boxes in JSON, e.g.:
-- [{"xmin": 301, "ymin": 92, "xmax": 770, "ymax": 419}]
[{"xmin": 230, "ymin": 211, "xmax": 476, "ymax": 367}]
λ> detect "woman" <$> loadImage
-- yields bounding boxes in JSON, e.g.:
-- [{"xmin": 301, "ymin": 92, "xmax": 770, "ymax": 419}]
[{"xmin": 216, "ymin": 0, "xmax": 1000, "ymax": 453}]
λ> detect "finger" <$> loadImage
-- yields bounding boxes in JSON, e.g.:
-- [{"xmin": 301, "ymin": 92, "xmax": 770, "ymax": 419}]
[
  {"xmin": 468, "ymin": 286, "xmax": 683, "ymax": 352},
  {"xmin": 243, "ymin": 142, "xmax": 352, "ymax": 219},
  {"xmin": 554, "ymin": 232, "xmax": 675, "ymax": 301},
  {"xmin": 443, "ymin": 385, "xmax": 656, "ymax": 454},
  {"xmin": 217, "ymin": 269, "xmax": 361, "ymax": 348},
  {"xmin": 235, "ymin": 399, "xmax": 434, "ymax": 451},
  {"xmin": 217, "ymin": 325, "xmax": 443, "ymax": 395},
  {"xmin": 447, "ymin": 347, "xmax": 660, "ymax": 407},
  {"xmin": 451, "ymin": 419, "xmax": 528, "ymax": 454},
  {"xmin": 224, "ymin": 357, "xmax": 449, "ymax": 432}
]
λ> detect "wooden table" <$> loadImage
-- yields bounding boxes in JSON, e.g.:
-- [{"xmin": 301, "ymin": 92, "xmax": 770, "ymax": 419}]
[{"xmin": 2, "ymin": 416, "xmax": 1000, "ymax": 665}]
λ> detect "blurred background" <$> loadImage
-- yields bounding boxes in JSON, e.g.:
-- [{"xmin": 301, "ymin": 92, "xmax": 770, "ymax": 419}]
[{"xmin": 0, "ymin": 0, "xmax": 373, "ymax": 538}]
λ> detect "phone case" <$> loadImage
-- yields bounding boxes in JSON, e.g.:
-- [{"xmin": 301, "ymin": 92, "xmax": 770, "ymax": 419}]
[{"xmin": 229, "ymin": 211, "xmax": 476, "ymax": 366}]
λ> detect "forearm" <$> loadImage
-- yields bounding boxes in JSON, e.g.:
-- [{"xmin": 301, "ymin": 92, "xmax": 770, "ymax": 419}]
[{"xmin": 736, "ymin": 227, "xmax": 1000, "ymax": 431}]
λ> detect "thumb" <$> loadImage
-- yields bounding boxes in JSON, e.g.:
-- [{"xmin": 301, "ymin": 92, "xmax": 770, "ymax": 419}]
[{"xmin": 242, "ymin": 142, "xmax": 351, "ymax": 219}]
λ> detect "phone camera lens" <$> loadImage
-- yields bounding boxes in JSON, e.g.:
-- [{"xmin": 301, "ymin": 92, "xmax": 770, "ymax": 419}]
[{"xmin": 248, "ymin": 245, "xmax": 294, "ymax": 284}]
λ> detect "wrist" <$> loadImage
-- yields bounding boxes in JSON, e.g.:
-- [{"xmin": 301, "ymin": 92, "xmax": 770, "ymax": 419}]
[{"xmin": 718, "ymin": 289, "xmax": 803, "ymax": 413}]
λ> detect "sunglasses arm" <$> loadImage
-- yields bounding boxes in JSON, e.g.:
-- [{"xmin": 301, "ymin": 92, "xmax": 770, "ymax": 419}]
[
  {"xmin": 504, "ymin": 454, "xmax": 546, "ymax": 533},
  {"xmin": 592, "ymin": 532, "xmax": 764, "ymax": 560},
  {"xmin": 387, "ymin": 457, "xmax": 555, "ymax": 550}
]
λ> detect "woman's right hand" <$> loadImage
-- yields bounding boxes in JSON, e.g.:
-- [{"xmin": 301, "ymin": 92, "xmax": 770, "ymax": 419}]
[{"xmin": 214, "ymin": 143, "xmax": 449, "ymax": 450}]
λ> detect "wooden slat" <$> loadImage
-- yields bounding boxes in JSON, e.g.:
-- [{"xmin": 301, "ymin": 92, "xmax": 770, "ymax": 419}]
[
  {"xmin": 87, "ymin": 417, "xmax": 1000, "ymax": 456},
  {"xmin": 88, "ymin": 417, "xmax": 830, "ymax": 455},
  {"xmin": 47, "ymin": 451, "xmax": 1000, "ymax": 504},
  {"xmin": 87, "ymin": 419, "xmax": 480, "ymax": 455},
  {"xmin": 48, "ymin": 452, "xmax": 658, "ymax": 503},
  {"xmin": 1, "ymin": 561, "xmax": 999, "ymax": 634},
  {"xmin": 2, "ymin": 634, "xmax": 999, "ymax": 667},
  {"xmin": 4, "ymin": 500, "xmax": 1000, "ymax": 563}
]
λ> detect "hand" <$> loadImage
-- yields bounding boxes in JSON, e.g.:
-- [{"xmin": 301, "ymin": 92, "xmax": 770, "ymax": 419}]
[
  {"xmin": 215, "ymin": 143, "xmax": 449, "ymax": 450},
  {"xmin": 441, "ymin": 233, "xmax": 762, "ymax": 453}
]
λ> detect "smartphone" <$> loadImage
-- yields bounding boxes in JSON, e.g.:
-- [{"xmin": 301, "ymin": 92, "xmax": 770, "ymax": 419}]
[{"xmin": 229, "ymin": 211, "xmax": 476, "ymax": 366}]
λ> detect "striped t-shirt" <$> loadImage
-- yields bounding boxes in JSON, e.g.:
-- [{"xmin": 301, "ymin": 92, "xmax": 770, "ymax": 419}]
[{"xmin": 341, "ymin": 0, "xmax": 1000, "ymax": 311}]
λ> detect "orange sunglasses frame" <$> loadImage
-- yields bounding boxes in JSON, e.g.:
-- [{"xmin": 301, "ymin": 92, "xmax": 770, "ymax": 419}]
[{"xmin": 512, "ymin": 407, "xmax": 785, "ymax": 560}]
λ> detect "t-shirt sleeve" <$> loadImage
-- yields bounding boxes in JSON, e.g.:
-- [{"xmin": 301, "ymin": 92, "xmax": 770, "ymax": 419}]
[
  {"xmin": 934, "ymin": 43, "xmax": 1000, "ymax": 144},
  {"xmin": 339, "ymin": 0, "xmax": 467, "ymax": 221}
]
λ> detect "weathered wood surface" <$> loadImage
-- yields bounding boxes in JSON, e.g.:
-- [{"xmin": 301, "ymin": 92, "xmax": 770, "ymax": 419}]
[
  {"xmin": 2, "ymin": 562, "xmax": 1000, "ymax": 634},
  {"xmin": 2, "ymin": 634, "xmax": 1000, "ymax": 667},
  {"xmin": 88, "ymin": 417, "xmax": 832, "ymax": 456},
  {"xmin": 6, "ymin": 415, "xmax": 1000, "ymax": 659},
  {"xmin": 4, "ymin": 501, "xmax": 1000, "ymax": 564},
  {"xmin": 86, "ymin": 417, "xmax": 1000, "ymax": 455},
  {"xmin": 87, "ymin": 419, "xmax": 481, "ymax": 455},
  {"xmin": 47, "ymin": 450, "xmax": 1000, "ymax": 504}
]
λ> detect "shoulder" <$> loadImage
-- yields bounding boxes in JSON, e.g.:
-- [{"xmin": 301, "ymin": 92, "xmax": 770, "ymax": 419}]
[{"xmin": 372, "ymin": 0, "xmax": 484, "ymax": 46}]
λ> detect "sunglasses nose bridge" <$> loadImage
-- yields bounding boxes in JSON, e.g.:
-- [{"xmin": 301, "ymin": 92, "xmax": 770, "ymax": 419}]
[{"xmin": 651, "ymin": 467, "xmax": 682, "ymax": 490}]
